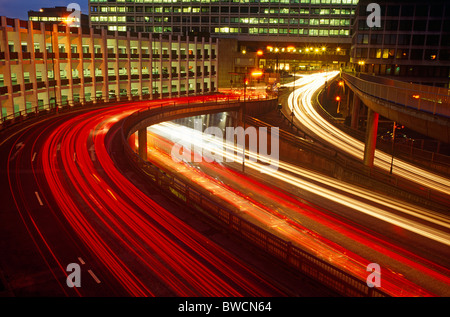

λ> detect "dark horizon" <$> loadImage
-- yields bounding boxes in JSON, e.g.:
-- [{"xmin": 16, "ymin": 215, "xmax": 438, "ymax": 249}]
[{"xmin": 0, "ymin": 0, "xmax": 88, "ymax": 20}]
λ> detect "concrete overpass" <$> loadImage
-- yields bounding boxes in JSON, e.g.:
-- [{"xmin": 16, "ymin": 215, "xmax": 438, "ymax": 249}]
[{"xmin": 341, "ymin": 72, "xmax": 450, "ymax": 167}]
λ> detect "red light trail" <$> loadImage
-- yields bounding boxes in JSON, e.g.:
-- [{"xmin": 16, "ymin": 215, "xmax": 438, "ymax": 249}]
[{"xmin": 4, "ymin": 97, "xmax": 287, "ymax": 296}]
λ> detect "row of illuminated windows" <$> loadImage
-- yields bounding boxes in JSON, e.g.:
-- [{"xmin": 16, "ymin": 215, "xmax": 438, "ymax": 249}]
[
  {"xmin": 28, "ymin": 16, "xmax": 81, "ymax": 22},
  {"xmin": 92, "ymin": 6, "xmax": 354, "ymax": 15},
  {"xmin": 91, "ymin": 5, "xmax": 354, "ymax": 15},
  {"xmin": 216, "ymin": 27, "xmax": 349, "ymax": 35},
  {"xmin": 104, "ymin": 24, "xmax": 350, "ymax": 35},
  {"xmin": 92, "ymin": 15, "xmax": 350, "ymax": 25},
  {"xmin": 90, "ymin": 0, "xmax": 357, "ymax": 4}
]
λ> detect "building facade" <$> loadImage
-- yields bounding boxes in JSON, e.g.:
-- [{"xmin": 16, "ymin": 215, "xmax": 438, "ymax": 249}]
[
  {"xmin": 0, "ymin": 16, "xmax": 218, "ymax": 119},
  {"xmin": 350, "ymin": 0, "xmax": 450, "ymax": 87},
  {"xmin": 28, "ymin": 6, "xmax": 90, "ymax": 28},
  {"xmin": 88, "ymin": 0, "xmax": 358, "ymax": 44}
]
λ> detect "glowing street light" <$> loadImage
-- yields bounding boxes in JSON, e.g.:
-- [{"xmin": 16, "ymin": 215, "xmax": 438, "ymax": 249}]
[{"xmin": 251, "ymin": 71, "xmax": 263, "ymax": 77}]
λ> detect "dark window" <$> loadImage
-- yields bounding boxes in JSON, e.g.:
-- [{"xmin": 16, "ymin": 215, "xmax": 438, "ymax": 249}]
[
  {"xmin": 410, "ymin": 49, "xmax": 423, "ymax": 60},
  {"xmin": 387, "ymin": 5, "xmax": 400, "ymax": 16},
  {"xmin": 428, "ymin": 20, "xmax": 441, "ymax": 32},
  {"xmin": 441, "ymin": 34, "xmax": 450, "ymax": 47},
  {"xmin": 370, "ymin": 34, "xmax": 383, "ymax": 45},
  {"xmin": 430, "ymin": 5, "xmax": 443, "ymax": 17},
  {"xmin": 385, "ymin": 20, "xmax": 398, "ymax": 31},
  {"xmin": 412, "ymin": 35, "xmax": 425, "ymax": 45},
  {"xmin": 399, "ymin": 20, "xmax": 412, "ymax": 31},
  {"xmin": 426, "ymin": 35, "xmax": 439, "ymax": 46},
  {"xmin": 415, "ymin": 5, "xmax": 428, "ymax": 17},
  {"xmin": 401, "ymin": 5, "xmax": 414, "ymax": 16},
  {"xmin": 384, "ymin": 34, "xmax": 396, "ymax": 45},
  {"xmin": 397, "ymin": 35, "xmax": 410, "ymax": 46},
  {"xmin": 413, "ymin": 20, "xmax": 427, "ymax": 31},
  {"xmin": 440, "ymin": 49, "xmax": 450, "ymax": 61}
]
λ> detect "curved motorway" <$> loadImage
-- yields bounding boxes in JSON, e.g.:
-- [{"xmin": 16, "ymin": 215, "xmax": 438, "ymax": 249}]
[
  {"xmin": 287, "ymin": 71, "xmax": 450, "ymax": 197},
  {"xmin": 1, "ymin": 76, "xmax": 449, "ymax": 297},
  {"xmin": 0, "ymin": 98, "xmax": 296, "ymax": 297},
  {"xmin": 145, "ymin": 119, "xmax": 450, "ymax": 296}
]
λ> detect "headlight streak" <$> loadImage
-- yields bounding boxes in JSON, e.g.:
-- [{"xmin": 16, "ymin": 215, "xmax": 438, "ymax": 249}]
[
  {"xmin": 287, "ymin": 72, "xmax": 450, "ymax": 196},
  {"xmin": 148, "ymin": 122, "xmax": 450, "ymax": 296},
  {"xmin": 151, "ymin": 122, "xmax": 450, "ymax": 246}
]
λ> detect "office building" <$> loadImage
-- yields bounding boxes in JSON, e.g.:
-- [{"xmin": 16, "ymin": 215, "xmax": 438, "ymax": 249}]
[
  {"xmin": 351, "ymin": 0, "xmax": 450, "ymax": 87},
  {"xmin": 28, "ymin": 6, "xmax": 90, "ymax": 28},
  {"xmin": 0, "ymin": 16, "xmax": 218, "ymax": 119},
  {"xmin": 88, "ymin": 0, "xmax": 358, "ymax": 44}
]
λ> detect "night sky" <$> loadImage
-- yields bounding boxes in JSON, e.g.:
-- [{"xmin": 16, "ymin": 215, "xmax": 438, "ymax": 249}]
[{"xmin": 0, "ymin": 0, "xmax": 89, "ymax": 20}]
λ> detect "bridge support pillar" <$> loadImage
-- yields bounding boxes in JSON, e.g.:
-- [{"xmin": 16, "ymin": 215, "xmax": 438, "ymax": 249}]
[
  {"xmin": 138, "ymin": 128, "xmax": 147, "ymax": 161},
  {"xmin": 351, "ymin": 93, "xmax": 361, "ymax": 129},
  {"xmin": 363, "ymin": 109, "xmax": 379, "ymax": 167},
  {"xmin": 345, "ymin": 89, "xmax": 353, "ymax": 115}
]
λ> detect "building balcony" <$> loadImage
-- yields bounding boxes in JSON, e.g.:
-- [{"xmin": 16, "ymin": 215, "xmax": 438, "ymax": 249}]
[
  {"xmin": 12, "ymin": 84, "xmax": 21, "ymax": 93},
  {"xmin": 36, "ymin": 81, "xmax": 46, "ymax": 89}
]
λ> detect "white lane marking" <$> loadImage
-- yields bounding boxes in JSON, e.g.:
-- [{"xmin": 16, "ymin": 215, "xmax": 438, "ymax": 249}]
[
  {"xmin": 10, "ymin": 142, "xmax": 25, "ymax": 161},
  {"xmin": 32, "ymin": 152, "xmax": 37, "ymax": 162},
  {"xmin": 35, "ymin": 191, "xmax": 44, "ymax": 206},
  {"xmin": 78, "ymin": 257, "xmax": 85, "ymax": 265},
  {"xmin": 88, "ymin": 270, "xmax": 101, "ymax": 284}
]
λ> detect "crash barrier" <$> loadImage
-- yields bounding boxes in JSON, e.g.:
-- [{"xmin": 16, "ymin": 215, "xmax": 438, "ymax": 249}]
[{"xmin": 341, "ymin": 72, "xmax": 450, "ymax": 118}]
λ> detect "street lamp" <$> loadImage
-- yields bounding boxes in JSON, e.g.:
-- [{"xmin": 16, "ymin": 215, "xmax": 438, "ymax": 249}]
[{"xmin": 335, "ymin": 96, "xmax": 341, "ymax": 114}]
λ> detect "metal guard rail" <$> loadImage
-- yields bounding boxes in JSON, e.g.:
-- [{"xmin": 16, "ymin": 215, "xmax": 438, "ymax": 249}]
[
  {"xmin": 119, "ymin": 99, "xmax": 390, "ymax": 297},
  {"xmin": 341, "ymin": 72, "xmax": 450, "ymax": 118}
]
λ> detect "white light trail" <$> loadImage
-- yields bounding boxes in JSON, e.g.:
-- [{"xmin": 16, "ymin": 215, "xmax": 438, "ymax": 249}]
[
  {"xmin": 148, "ymin": 122, "xmax": 450, "ymax": 247},
  {"xmin": 287, "ymin": 72, "xmax": 450, "ymax": 196}
]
